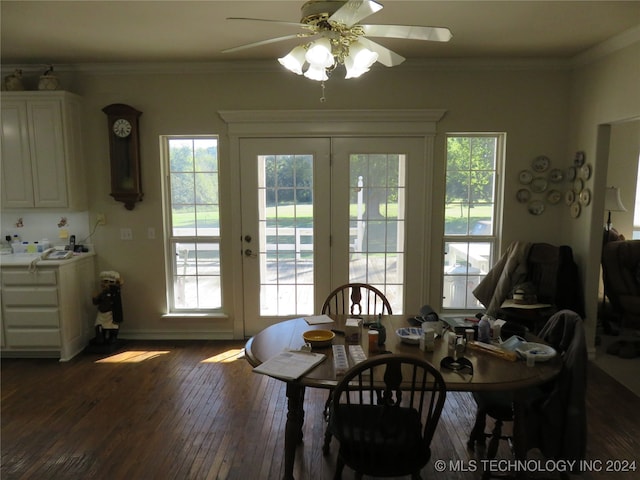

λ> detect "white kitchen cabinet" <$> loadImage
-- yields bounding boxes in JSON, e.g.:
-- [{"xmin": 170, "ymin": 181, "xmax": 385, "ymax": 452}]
[
  {"xmin": 1, "ymin": 255, "xmax": 96, "ymax": 361},
  {"xmin": 0, "ymin": 91, "xmax": 87, "ymax": 209}
]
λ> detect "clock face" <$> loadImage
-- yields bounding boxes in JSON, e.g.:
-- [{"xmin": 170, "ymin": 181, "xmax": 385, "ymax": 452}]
[{"xmin": 113, "ymin": 118, "xmax": 132, "ymax": 138}]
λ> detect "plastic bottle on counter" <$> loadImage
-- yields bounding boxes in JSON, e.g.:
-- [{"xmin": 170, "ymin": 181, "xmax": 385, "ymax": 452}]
[{"xmin": 478, "ymin": 314, "xmax": 493, "ymax": 343}]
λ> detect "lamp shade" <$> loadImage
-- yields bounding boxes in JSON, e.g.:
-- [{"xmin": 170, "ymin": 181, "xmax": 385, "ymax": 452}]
[
  {"xmin": 344, "ymin": 41, "xmax": 378, "ymax": 79},
  {"xmin": 604, "ymin": 186, "xmax": 627, "ymax": 212},
  {"xmin": 304, "ymin": 64, "xmax": 329, "ymax": 81},
  {"xmin": 278, "ymin": 45, "xmax": 307, "ymax": 75},
  {"xmin": 305, "ymin": 37, "xmax": 334, "ymax": 68}
]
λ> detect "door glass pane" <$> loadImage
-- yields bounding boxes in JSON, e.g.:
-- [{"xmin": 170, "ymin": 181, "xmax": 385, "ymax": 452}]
[
  {"xmin": 349, "ymin": 154, "xmax": 405, "ymax": 313},
  {"xmin": 258, "ymin": 154, "xmax": 314, "ymax": 315}
]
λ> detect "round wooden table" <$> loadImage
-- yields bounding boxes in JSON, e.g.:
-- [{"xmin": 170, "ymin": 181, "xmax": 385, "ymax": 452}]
[{"xmin": 245, "ymin": 315, "xmax": 561, "ymax": 480}]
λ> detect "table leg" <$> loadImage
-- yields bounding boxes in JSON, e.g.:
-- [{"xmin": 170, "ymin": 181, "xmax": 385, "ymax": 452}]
[{"xmin": 283, "ymin": 382, "xmax": 305, "ymax": 480}]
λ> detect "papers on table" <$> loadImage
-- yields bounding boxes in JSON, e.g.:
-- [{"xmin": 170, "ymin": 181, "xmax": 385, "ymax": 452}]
[
  {"xmin": 303, "ymin": 314, "xmax": 334, "ymax": 325},
  {"xmin": 253, "ymin": 350, "xmax": 327, "ymax": 381}
]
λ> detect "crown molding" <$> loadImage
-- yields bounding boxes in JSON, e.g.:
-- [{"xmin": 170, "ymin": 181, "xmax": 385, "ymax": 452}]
[
  {"xmin": 571, "ymin": 25, "xmax": 640, "ymax": 68},
  {"xmin": 1, "ymin": 56, "xmax": 571, "ymax": 77}
]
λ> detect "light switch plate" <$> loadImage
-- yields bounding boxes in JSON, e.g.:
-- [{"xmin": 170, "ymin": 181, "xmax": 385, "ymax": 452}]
[{"xmin": 120, "ymin": 228, "xmax": 133, "ymax": 240}]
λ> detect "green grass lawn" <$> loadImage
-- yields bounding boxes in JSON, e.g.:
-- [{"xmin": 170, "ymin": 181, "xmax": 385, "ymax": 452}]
[{"xmin": 172, "ymin": 203, "xmax": 492, "ymax": 232}]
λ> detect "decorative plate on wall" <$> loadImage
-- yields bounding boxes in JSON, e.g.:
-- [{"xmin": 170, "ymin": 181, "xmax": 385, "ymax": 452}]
[
  {"xmin": 567, "ymin": 166, "xmax": 577, "ymax": 181},
  {"xmin": 528, "ymin": 200, "xmax": 545, "ymax": 216},
  {"xmin": 573, "ymin": 178, "xmax": 584, "ymax": 193},
  {"xmin": 579, "ymin": 188, "xmax": 591, "ymax": 206},
  {"xmin": 531, "ymin": 177, "xmax": 548, "ymax": 193},
  {"xmin": 570, "ymin": 202, "xmax": 581, "ymax": 218},
  {"xmin": 532, "ymin": 155, "xmax": 550, "ymax": 173},
  {"xmin": 519, "ymin": 170, "xmax": 533, "ymax": 184},
  {"xmin": 547, "ymin": 190, "xmax": 562, "ymax": 205},
  {"xmin": 549, "ymin": 169, "xmax": 564, "ymax": 182},
  {"xmin": 565, "ymin": 190, "xmax": 575, "ymax": 205},
  {"xmin": 516, "ymin": 188, "xmax": 532, "ymax": 203},
  {"xmin": 580, "ymin": 164, "xmax": 592, "ymax": 180}
]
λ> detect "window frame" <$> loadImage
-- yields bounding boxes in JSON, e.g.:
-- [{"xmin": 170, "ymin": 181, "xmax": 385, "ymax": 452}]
[
  {"xmin": 442, "ymin": 133, "xmax": 505, "ymax": 312},
  {"xmin": 160, "ymin": 135, "xmax": 223, "ymax": 314}
]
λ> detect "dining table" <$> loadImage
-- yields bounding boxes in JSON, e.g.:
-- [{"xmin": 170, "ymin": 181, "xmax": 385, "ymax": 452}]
[{"xmin": 244, "ymin": 314, "xmax": 562, "ymax": 480}]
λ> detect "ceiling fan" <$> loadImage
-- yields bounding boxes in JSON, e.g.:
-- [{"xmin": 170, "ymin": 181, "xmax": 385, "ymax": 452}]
[{"xmin": 222, "ymin": 0, "xmax": 452, "ymax": 81}]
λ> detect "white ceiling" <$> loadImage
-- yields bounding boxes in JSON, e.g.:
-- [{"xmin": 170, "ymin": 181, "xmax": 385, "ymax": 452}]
[{"xmin": 1, "ymin": 1, "xmax": 639, "ymax": 67}]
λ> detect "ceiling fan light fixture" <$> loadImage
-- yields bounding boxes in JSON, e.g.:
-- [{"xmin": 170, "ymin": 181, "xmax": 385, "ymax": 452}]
[
  {"xmin": 278, "ymin": 45, "xmax": 307, "ymax": 75},
  {"xmin": 344, "ymin": 40, "xmax": 378, "ymax": 78},
  {"xmin": 304, "ymin": 63, "xmax": 329, "ymax": 81},
  {"xmin": 226, "ymin": 0, "xmax": 453, "ymax": 87},
  {"xmin": 305, "ymin": 37, "xmax": 335, "ymax": 68}
]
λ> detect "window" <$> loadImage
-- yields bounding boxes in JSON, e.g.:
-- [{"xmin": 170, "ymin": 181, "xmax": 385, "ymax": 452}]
[
  {"xmin": 442, "ymin": 134, "xmax": 504, "ymax": 310},
  {"xmin": 161, "ymin": 136, "xmax": 221, "ymax": 312}
]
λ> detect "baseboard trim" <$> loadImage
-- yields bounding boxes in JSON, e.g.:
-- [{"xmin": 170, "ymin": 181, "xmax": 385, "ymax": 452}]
[{"xmin": 118, "ymin": 330, "xmax": 236, "ymax": 341}]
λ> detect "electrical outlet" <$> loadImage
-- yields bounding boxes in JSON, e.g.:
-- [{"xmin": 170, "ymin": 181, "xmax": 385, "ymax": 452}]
[
  {"xmin": 120, "ymin": 228, "xmax": 133, "ymax": 241},
  {"xmin": 97, "ymin": 213, "xmax": 106, "ymax": 225}
]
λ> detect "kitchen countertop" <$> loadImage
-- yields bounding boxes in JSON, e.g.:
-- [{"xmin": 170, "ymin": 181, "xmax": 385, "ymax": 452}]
[{"xmin": 0, "ymin": 251, "xmax": 95, "ymax": 267}]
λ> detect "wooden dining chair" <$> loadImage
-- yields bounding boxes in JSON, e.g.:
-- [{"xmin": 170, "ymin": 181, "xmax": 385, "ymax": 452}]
[
  {"xmin": 321, "ymin": 283, "xmax": 393, "ymax": 453},
  {"xmin": 328, "ymin": 353, "xmax": 447, "ymax": 479},
  {"xmin": 467, "ymin": 390, "xmax": 514, "ymax": 480},
  {"xmin": 467, "ymin": 309, "xmax": 587, "ymax": 479},
  {"xmin": 321, "ymin": 283, "xmax": 392, "ymax": 317}
]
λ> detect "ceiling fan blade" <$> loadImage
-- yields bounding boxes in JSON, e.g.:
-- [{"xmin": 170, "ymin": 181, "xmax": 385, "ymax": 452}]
[
  {"xmin": 329, "ymin": 0, "xmax": 383, "ymax": 27},
  {"xmin": 222, "ymin": 34, "xmax": 307, "ymax": 54},
  {"xmin": 361, "ymin": 24, "xmax": 453, "ymax": 42},
  {"xmin": 226, "ymin": 17, "xmax": 308, "ymax": 29},
  {"xmin": 357, "ymin": 37, "xmax": 405, "ymax": 67}
]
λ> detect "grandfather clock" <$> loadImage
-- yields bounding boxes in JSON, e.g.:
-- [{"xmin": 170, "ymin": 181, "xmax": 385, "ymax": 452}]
[{"xmin": 102, "ymin": 103, "xmax": 143, "ymax": 210}]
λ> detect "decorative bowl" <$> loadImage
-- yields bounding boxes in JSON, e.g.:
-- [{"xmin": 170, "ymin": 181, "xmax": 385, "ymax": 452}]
[
  {"xmin": 515, "ymin": 342, "xmax": 557, "ymax": 362},
  {"xmin": 302, "ymin": 329, "xmax": 335, "ymax": 348},
  {"xmin": 396, "ymin": 327, "xmax": 423, "ymax": 345}
]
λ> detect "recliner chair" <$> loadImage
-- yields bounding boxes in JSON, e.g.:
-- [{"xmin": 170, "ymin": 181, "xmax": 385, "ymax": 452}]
[
  {"xmin": 602, "ymin": 239, "xmax": 640, "ymax": 358},
  {"xmin": 602, "ymin": 239, "xmax": 640, "ymax": 328}
]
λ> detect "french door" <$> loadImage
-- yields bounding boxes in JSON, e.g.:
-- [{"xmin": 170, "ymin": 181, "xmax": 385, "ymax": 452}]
[
  {"xmin": 240, "ymin": 138, "xmax": 331, "ymax": 334},
  {"xmin": 240, "ymin": 136, "xmax": 425, "ymax": 335}
]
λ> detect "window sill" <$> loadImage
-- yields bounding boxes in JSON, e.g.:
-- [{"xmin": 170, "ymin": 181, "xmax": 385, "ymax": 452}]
[{"xmin": 162, "ymin": 313, "xmax": 229, "ymax": 321}]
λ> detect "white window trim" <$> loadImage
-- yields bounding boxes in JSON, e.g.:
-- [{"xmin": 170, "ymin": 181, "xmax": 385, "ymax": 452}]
[{"xmin": 441, "ymin": 132, "xmax": 505, "ymax": 313}]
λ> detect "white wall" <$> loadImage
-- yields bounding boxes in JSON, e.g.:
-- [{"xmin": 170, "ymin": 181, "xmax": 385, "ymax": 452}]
[
  {"xmin": 2, "ymin": 38, "xmax": 638, "ymax": 344},
  {"xmin": 568, "ymin": 40, "xmax": 640, "ymax": 353},
  {"xmin": 607, "ymin": 121, "xmax": 640, "ymax": 240},
  {"xmin": 66, "ymin": 62, "xmax": 571, "ymax": 339}
]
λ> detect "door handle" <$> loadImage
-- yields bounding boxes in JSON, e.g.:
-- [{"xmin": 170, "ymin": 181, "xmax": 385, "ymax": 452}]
[{"xmin": 244, "ymin": 249, "xmax": 257, "ymax": 257}]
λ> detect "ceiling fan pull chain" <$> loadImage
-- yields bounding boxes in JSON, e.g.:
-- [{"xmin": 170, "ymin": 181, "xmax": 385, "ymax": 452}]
[{"xmin": 320, "ymin": 80, "xmax": 327, "ymax": 103}]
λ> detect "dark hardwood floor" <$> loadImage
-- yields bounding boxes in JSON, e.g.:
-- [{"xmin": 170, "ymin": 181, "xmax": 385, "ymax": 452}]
[{"xmin": 2, "ymin": 340, "xmax": 639, "ymax": 479}]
